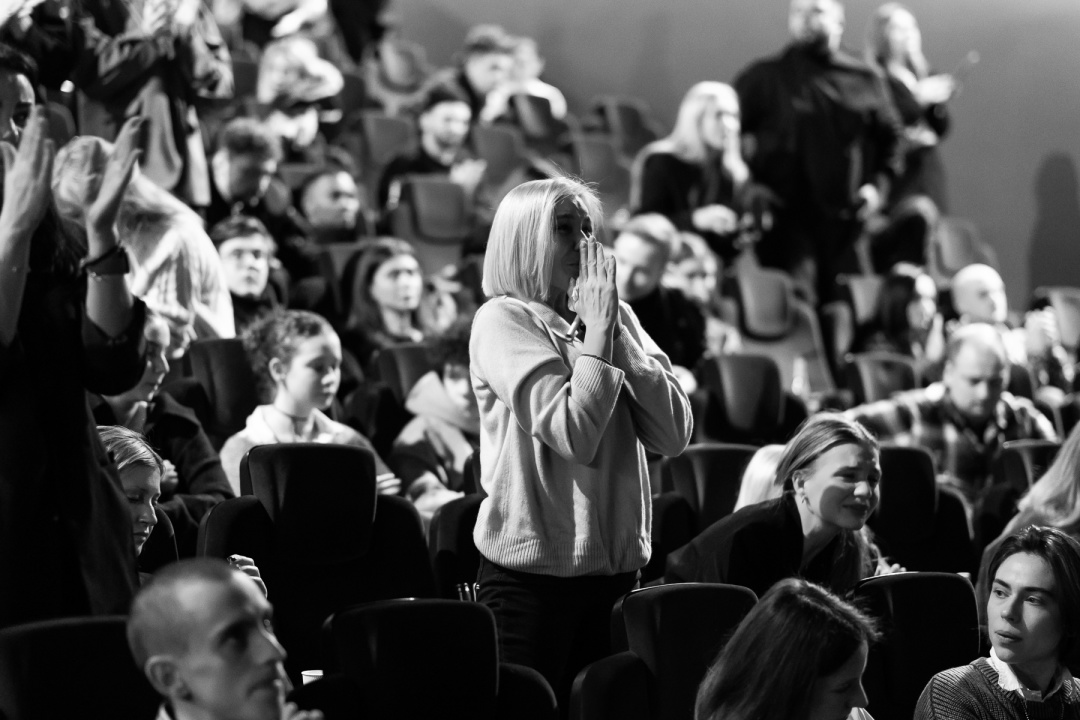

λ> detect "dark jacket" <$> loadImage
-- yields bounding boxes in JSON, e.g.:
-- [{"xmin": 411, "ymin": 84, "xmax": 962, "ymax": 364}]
[
  {"xmin": 665, "ymin": 495, "xmax": 852, "ymax": 598},
  {"xmin": 91, "ymin": 390, "xmax": 234, "ymax": 558},
  {"xmin": 627, "ymin": 286, "xmax": 707, "ymax": 371},
  {"xmin": 0, "ymin": 275, "xmax": 146, "ymax": 628}
]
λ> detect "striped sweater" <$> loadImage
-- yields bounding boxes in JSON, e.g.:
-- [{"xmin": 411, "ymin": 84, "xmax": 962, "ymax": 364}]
[{"xmin": 916, "ymin": 658, "xmax": 1080, "ymax": 719}]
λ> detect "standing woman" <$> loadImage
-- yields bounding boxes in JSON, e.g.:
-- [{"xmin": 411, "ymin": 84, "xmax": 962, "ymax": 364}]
[
  {"xmin": 630, "ymin": 82, "xmax": 752, "ymax": 262},
  {"xmin": 470, "ymin": 177, "xmax": 693, "ymax": 711},
  {"xmin": 865, "ymin": 4, "xmax": 956, "ymax": 269},
  {"xmin": 0, "ymin": 108, "xmax": 148, "ymax": 627}
]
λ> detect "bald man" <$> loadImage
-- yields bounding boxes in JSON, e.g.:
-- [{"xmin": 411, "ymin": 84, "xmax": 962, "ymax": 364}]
[
  {"xmin": 734, "ymin": 0, "xmax": 902, "ymax": 303},
  {"xmin": 951, "ymin": 263, "xmax": 1073, "ymax": 394},
  {"xmin": 128, "ymin": 559, "xmax": 322, "ymax": 720},
  {"xmin": 847, "ymin": 323, "xmax": 1056, "ymax": 511}
]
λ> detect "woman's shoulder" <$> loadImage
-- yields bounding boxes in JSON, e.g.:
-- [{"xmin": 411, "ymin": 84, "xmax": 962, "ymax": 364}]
[{"xmin": 693, "ymin": 498, "xmax": 791, "ymax": 548}]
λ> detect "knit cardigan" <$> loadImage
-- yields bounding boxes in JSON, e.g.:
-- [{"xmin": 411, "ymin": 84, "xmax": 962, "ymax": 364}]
[
  {"xmin": 469, "ymin": 297, "xmax": 693, "ymax": 577},
  {"xmin": 915, "ymin": 658, "xmax": 1080, "ymax": 719}
]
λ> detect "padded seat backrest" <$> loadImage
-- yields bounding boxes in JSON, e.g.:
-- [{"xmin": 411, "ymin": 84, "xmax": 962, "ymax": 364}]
[
  {"xmin": 513, "ymin": 94, "xmax": 563, "ymax": 140},
  {"xmin": 838, "ymin": 274, "xmax": 885, "ymax": 327},
  {"xmin": 429, "ymin": 493, "xmax": 485, "ymax": 599},
  {"xmin": 597, "ymin": 96, "xmax": 660, "ymax": 159},
  {"xmin": 737, "ymin": 267, "xmax": 796, "ymax": 340},
  {"xmin": 699, "ymin": 354, "xmax": 785, "ymax": 441},
  {"xmin": 855, "ymin": 573, "xmax": 979, "ymax": 720},
  {"xmin": 241, "ymin": 443, "xmax": 377, "ymax": 562},
  {"xmin": 574, "ymin": 134, "xmax": 631, "ymax": 212},
  {"xmin": 185, "ymin": 338, "xmax": 261, "ymax": 448},
  {"xmin": 0, "ymin": 616, "xmax": 160, "ymax": 720},
  {"xmin": 326, "ymin": 599, "xmax": 499, "ymax": 716},
  {"xmin": 662, "ymin": 443, "xmax": 758, "ymax": 528},
  {"xmin": 372, "ymin": 343, "xmax": 433, "ymax": 405},
  {"xmin": 622, "ymin": 583, "xmax": 757, "ymax": 720},
  {"xmin": 360, "ymin": 110, "xmax": 416, "ymax": 167},
  {"xmin": 197, "ymin": 495, "xmax": 276, "ymax": 562},
  {"xmin": 398, "ymin": 177, "xmax": 471, "ymax": 239},
  {"xmin": 871, "ymin": 446, "xmax": 938, "ymax": 544},
  {"xmin": 846, "ymin": 352, "xmax": 918, "ymax": 405},
  {"xmin": 317, "ymin": 242, "xmax": 365, "ymax": 316},
  {"xmin": 994, "ymin": 439, "xmax": 1061, "ymax": 492},
  {"xmin": 473, "ymin": 124, "xmax": 529, "ymax": 186}
]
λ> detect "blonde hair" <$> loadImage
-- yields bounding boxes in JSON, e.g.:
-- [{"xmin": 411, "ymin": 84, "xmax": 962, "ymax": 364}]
[
  {"xmin": 482, "ymin": 177, "xmax": 602, "ymax": 303},
  {"xmin": 1016, "ymin": 423, "xmax": 1080, "ymax": 534},
  {"xmin": 865, "ymin": 3, "xmax": 927, "ymax": 78},
  {"xmin": 734, "ymin": 445, "xmax": 786, "ymax": 511}
]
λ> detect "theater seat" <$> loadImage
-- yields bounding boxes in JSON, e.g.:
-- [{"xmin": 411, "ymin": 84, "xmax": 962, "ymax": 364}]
[
  {"xmin": 388, "ymin": 177, "xmax": 473, "ymax": 276},
  {"xmin": 429, "ymin": 493, "xmax": 484, "ymax": 600},
  {"xmin": 372, "ymin": 342, "xmax": 433, "ymax": 405},
  {"xmin": 576, "ymin": 583, "xmax": 757, "ymax": 720},
  {"xmin": 845, "ymin": 352, "xmax": 918, "ymax": 405},
  {"xmin": 473, "ymin": 124, "xmax": 531, "ymax": 189},
  {"xmin": 183, "ymin": 338, "xmax": 261, "ymax": 450},
  {"xmin": 591, "ymin": 95, "xmax": 663, "ymax": 161},
  {"xmin": 0, "ymin": 616, "xmax": 161, "ymax": 720},
  {"xmin": 324, "ymin": 599, "xmax": 557, "ymax": 719},
  {"xmin": 854, "ymin": 573, "xmax": 980, "ymax": 720},
  {"xmin": 698, "ymin": 354, "xmax": 806, "ymax": 444},
  {"xmin": 573, "ymin": 134, "xmax": 632, "ymax": 218},
  {"xmin": 661, "ymin": 443, "xmax": 759, "ymax": 530}
]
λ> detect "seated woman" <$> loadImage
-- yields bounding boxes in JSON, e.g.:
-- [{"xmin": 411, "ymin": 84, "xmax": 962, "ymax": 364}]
[
  {"xmin": 917, "ymin": 526, "xmax": 1080, "ymax": 718},
  {"xmin": 631, "ymin": 82, "xmax": 752, "ymax": 262},
  {"xmin": 91, "ymin": 311, "xmax": 234, "ymax": 558},
  {"xmin": 666, "ymin": 413, "xmax": 892, "ymax": 596},
  {"xmin": 390, "ymin": 317, "xmax": 476, "ymax": 519},
  {"xmin": 662, "ymin": 231, "xmax": 741, "ymax": 357},
  {"xmin": 732, "ymin": 444, "xmax": 785, "ymax": 512},
  {"xmin": 854, "ymin": 262, "xmax": 945, "ymax": 377},
  {"xmin": 696, "ymin": 578, "xmax": 879, "ymax": 720},
  {"xmin": 219, "ymin": 309, "xmax": 400, "ymax": 496},
  {"xmin": 340, "ymin": 238, "xmax": 434, "ymax": 369},
  {"xmin": 52, "ymin": 135, "xmax": 235, "ymax": 359},
  {"xmin": 97, "ymin": 425, "xmax": 263, "ymax": 592}
]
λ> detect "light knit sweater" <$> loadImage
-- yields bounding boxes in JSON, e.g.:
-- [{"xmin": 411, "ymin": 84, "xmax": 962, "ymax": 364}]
[{"xmin": 469, "ymin": 297, "xmax": 693, "ymax": 577}]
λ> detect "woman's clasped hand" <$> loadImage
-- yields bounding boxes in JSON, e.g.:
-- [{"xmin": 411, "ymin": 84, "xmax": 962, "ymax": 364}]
[{"xmin": 568, "ymin": 237, "xmax": 620, "ymax": 347}]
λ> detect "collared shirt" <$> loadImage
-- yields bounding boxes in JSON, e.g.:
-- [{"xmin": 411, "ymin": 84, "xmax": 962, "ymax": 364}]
[
  {"xmin": 988, "ymin": 648, "xmax": 1073, "ymax": 702},
  {"xmin": 846, "ymin": 383, "xmax": 1057, "ymax": 504}
]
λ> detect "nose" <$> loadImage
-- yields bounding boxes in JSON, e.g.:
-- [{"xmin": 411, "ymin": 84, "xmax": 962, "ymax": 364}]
[
  {"xmin": 152, "ymin": 351, "xmax": 169, "ymax": 376},
  {"xmin": 853, "ymin": 681, "xmax": 869, "ymax": 708},
  {"xmin": 1000, "ymin": 595, "xmax": 1020, "ymax": 621},
  {"xmin": 138, "ymin": 502, "xmax": 157, "ymax": 528},
  {"xmin": 256, "ymin": 626, "xmax": 288, "ymax": 664}
]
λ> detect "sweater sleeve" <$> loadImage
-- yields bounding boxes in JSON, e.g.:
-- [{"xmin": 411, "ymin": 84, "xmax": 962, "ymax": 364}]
[
  {"xmin": 471, "ymin": 300, "xmax": 626, "ymax": 465},
  {"xmin": 610, "ymin": 303, "xmax": 694, "ymax": 457}
]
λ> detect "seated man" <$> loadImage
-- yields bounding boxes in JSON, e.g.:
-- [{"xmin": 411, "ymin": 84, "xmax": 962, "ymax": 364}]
[
  {"xmin": 297, "ymin": 167, "xmax": 368, "ymax": 245},
  {"xmin": 847, "ymin": 323, "xmax": 1057, "ymax": 514},
  {"xmin": 951, "ymin": 263, "xmax": 1073, "ymax": 395},
  {"xmin": 612, "ymin": 214, "xmax": 707, "ymax": 393},
  {"xmin": 209, "ymin": 216, "xmax": 282, "ymax": 335},
  {"xmin": 377, "ymin": 85, "xmax": 486, "ymax": 215},
  {"xmin": 127, "ymin": 558, "xmax": 323, "ymax": 720},
  {"xmin": 390, "ymin": 319, "xmax": 476, "ymax": 519}
]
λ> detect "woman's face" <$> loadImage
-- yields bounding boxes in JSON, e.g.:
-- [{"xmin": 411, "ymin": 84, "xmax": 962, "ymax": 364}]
[
  {"xmin": 988, "ymin": 552, "xmax": 1063, "ymax": 673},
  {"xmin": 884, "ymin": 9, "xmax": 920, "ymax": 62},
  {"xmin": 807, "ymin": 640, "xmax": 870, "ymax": 720},
  {"xmin": 699, "ymin": 96, "xmax": 741, "ymax": 152},
  {"xmin": 796, "ymin": 442, "xmax": 881, "ymax": 531},
  {"xmin": 906, "ymin": 274, "xmax": 937, "ymax": 333},
  {"xmin": 548, "ymin": 196, "xmax": 593, "ymax": 297},
  {"xmin": 275, "ymin": 332, "xmax": 343, "ymax": 412},
  {"xmin": 369, "ymin": 254, "xmax": 423, "ymax": 313},
  {"xmin": 116, "ymin": 321, "xmax": 171, "ymax": 404},
  {"xmin": 120, "ymin": 464, "xmax": 161, "ymax": 556}
]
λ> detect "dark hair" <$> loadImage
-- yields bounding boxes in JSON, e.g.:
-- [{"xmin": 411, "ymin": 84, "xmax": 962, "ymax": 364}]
[
  {"xmin": 875, "ymin": 263, "xmax": 930, "ymax": 344},
  {"xmin": 208, "ymin": 215, "xmax": 273, "ymax": 249},
  {"xmin": 419, "ymin": 84, "xmax": 471, "ymax": 115},
  {"xmin": 242, "ymin": 309, "xmax": 336, "ymax": 403},
  {"xmin": 215, "ymin": 118, "xmax": 283, "ymax": 163},
  {"xmin": 695, "ymin": 578, "xmax": 880, "ymax": 720},
  {"xmin": 987, "ymin": 526, "xmax": 1080, "ymax": 660},
  {"xmin": 0, "ymin": 42, "xmax": 38, "ymax": 88},
  {"xmin": 429, "ymin": 316, "xmax": 473, "ymax": 376},
  {"xmin": 462, "ymin": 24, "xmax": 516, "ymax": 57},
  {"xmin": 346, "ymin": 237, "xmax": 420, "ymax": 333}
]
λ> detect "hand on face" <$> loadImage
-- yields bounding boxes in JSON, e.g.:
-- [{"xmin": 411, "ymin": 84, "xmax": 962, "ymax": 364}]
[
  {"xmin": 567, "ymin": 237, "xmax": 619, "ymax": 335},
  {"xmin": 0, "ymin": 106, "xmax": 53, "ymax": 238}
]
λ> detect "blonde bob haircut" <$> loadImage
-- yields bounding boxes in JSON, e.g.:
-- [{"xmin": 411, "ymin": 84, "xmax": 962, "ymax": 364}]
[{"xmin": 482, "ymin": 176, "xmax": 603, "ymax": 303}]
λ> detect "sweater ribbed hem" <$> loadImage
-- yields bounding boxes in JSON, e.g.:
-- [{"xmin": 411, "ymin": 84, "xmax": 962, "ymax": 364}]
[
  {"xmin": 475, "ymin": 531, "xmax": 651, "ymax": 577},
  {"xmin": 572, "ymin": 354, "xmax": 625, "ymax": 411}
]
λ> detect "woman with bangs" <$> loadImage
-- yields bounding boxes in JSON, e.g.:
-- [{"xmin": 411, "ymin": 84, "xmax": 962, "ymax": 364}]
[{"xmin": 470, "ymin": 176, "xmax": 693, "ymax": 712}]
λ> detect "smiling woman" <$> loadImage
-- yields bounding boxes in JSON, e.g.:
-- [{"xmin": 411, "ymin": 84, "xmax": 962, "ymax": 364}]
[{"xmin": 916, "ymin": 526, "xmax": 1080, "ymax": 719}]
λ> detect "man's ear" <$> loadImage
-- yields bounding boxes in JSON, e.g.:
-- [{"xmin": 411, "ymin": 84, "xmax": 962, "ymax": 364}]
[{"xmin": 145, "ymin": 655, "xmax": 186, "ymax": 700}]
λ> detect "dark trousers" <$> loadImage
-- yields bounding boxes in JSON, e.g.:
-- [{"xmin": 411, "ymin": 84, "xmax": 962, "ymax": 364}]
[{"xmin": 476, "ymin": 558, "xmax": 638, "ymax": 716}]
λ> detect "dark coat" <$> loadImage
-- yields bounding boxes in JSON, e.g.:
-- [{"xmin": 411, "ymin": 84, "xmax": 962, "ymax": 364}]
[
  {"xmin": 0, "ymin": 274, "xmax": 146, "ymax": 628},
  {"xmin": 627, "ymin": 286, "xmax": 707, "ymax": 371},
  {"xmin": 91, "ymin": 390, "xmax": 234, "ymax": 558}
]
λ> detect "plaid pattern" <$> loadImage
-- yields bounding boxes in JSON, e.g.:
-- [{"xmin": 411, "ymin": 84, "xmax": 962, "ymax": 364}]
[{"xmin": 846, "ymin": 383, "xmax": 1057, "ymax": 503}]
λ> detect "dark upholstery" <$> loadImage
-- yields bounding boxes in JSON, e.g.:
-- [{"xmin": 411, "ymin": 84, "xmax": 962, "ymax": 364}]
[
  {"xmin": 196, "ymin": 495, "xmax": 275, "ymax": 563},
  {"xmin": 388, "ymin": 177, "xmax": 471, "ymax": 276},
  {"xmin": 473, "ymin": 124, "xmax": 531, "ymax": 187},
  {"xmin": 0, "ymin": 616, "xmax": 160, "ymax": 720},
  {"xmin": 429, "ymin": 492, "xmax": 484, "ymax": 599},
  {"xmin": 316, "ymin": 242, "xmax": 365, "ymax": 318},
  {"xmin": 183, "ymin": 338, "xmax": 261, "ymax": 450},
  {"xmin": 845, "ymin": 352, "xmax": 918, "ymax": 405},
  {"xmin": 993, "ymin": 438, "xmax": 1061, "ymax": 492},
  {"xmin": 643, "ymin": 492, "xmax": 697, "ymax": 584},
  {"xmin": 372, "ymin": 343, "xmax": 433, "ymax": 405},
  {"xmin": 837, "ymin": 274, "xmax": 886, "ymax": 328},
  {"xmin": 594, "ymin": 95, "xmax": 662, "ymax": 160},
  {"xmin": 137, "ymin": 505, "xmax": 179, "ymax": 574},
  {"xmin": 661, "ymin": 443, "xmax": 759, "ymax": 530},
  {"xmin": 698, "ymin": 354, "xmax": 785, "ymax": 443},
  {"xmin": 574, "ymin": 134, "xmax": 631, "ymax": 215},
  {"xmin": 854, "ymin": 572, "xmax": 980, "ymax": 720},
  {"xmin": 570, "ymin": 651, "xmax": 651, "ymax": 720}
]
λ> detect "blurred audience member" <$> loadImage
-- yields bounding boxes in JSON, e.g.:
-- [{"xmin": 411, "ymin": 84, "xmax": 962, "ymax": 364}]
[
  {"xmin": 482, "ymin": 35, "xmax": 567, "ymax": 124},
  {"xmin": 220, "ymin": 309, "xmax": 399, "ymax": 495},
  {"xmin": 613, "ymin": 214, "xmax": 707, "ymax": 392},
  {"xmin": 855, "ymin": 262, "xmax": 945, "ymax": 376},
  {"xmin": 1, "ymin": 110, "xmax": 144, "ymax": 628},
  {"xmin": 864, "ymin": 4, "xmax": 955, "ymax": 270},
  {"xmin": 0, "ymin": 0, "xmax": 73, "ymax": 91},
  {"xmin": 71, "ymin": 0, "xmax": 233, "ymax": 208},
  {"xmin": 848, "ymin": 323, "xmax": 1057, "ymax": 515},
  {"xmin": 362, "ymin": 24, "xmax": 433, "ymax": 116},
  {"xmin": 378, "ymin": 85, "xmax": 485, "ymax": 212},
  {"xmin": 341, "ymin": 238, "xmax": 429, "ymax": 368},
  {"xmin": 696, "ymin": 578, "xmax": 879, "ymax": 720},
  {"xmin": 0, "ymin": 43, "xmax": 33, "ymax": 146},
  {"xmin": 734, "ymin": 0, "xmax": 902, "ymax": 303},
  {"xmin": 91, "ymin": 313, "xmax": 234, "ymax": 557},
  {"xmin": 209, "ymin": 215, "xmax": 282, "ymax": 334},
  {"xmin": 298, "ymin": 166, "xmax": 368, "ymax": 243},
  {"xmin": 54, "ymin": 135, "xmax": 235, "ymax": 359},
  {"xmin": 390, "ymin": 318, "xmax": 477, "ymax": 519},
  {"xmin": 663, "ymin": 231, "xmax": 742, "ymax": 357},
  {"xmin": 420, "ymin": 24, "xmax": 515, "ymax": 123},
  {"xmin": 632, "ymin": 82, "xmax": 752, "ymax": 261},
  {"xmin": 733, "ymin": 444, "xmax": 786, "ymax": 511}
]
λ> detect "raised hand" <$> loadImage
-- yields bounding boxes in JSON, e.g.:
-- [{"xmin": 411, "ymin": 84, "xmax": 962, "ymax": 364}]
[
  {"xmin": 86, "ymin": 116, "xmax": 143, "ymax": 241},
  {"xmin": 0, "ymin": 106, "xmax": 54, "ymax": 240},
  {"xmin": 570, "ymin": 237, "xmax": 619, "ymax": 344}
]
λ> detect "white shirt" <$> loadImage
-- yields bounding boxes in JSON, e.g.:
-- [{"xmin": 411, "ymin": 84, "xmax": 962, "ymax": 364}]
[{"xmin": 988, "ymin": 647, "xmax": 1073, "ymax": 702}]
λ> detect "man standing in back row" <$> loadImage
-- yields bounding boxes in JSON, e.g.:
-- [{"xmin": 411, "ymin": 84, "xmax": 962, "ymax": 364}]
[{"xmin": 735, "ymin": 0, "xmax": 902, "ymax": 303}]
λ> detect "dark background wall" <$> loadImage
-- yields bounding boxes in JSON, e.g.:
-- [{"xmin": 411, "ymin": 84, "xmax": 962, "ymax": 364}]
[{"xmin": 396, "ymin": 0, "xmax": 1080, "ymax": 305}]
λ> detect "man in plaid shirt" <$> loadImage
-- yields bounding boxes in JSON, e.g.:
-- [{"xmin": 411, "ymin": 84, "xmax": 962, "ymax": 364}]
[{"xmin": 847, "ymin": 324, "xmax": 1057, "ymax": 512}]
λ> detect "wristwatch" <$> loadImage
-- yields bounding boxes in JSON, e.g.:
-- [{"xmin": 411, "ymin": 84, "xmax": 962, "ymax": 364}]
[{"xmin": 81, "ymin": 244, "xmax": 130, "ymax": 278}]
